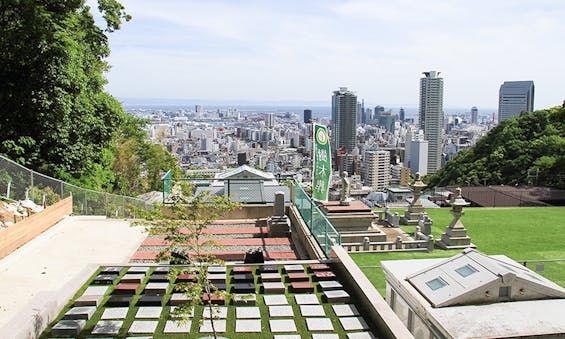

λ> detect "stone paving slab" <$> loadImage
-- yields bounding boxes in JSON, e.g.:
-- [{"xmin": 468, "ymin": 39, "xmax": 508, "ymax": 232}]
[
  {"xmin": 127, "ymin": 266, "xmax": 150, "ymax": 274},
  {"xmin": 208, "ymin": 266, "xmax": 227, "ymax": 273},
  {"xmin": 136, "ymin": 306, "xmax": 163, "ymax": 319},
  {"xmin": 200, "ymin": 319, "xmax": 226, "ymax": 332},
  {"xmin": 105, "ymin": 295, "xmax": 132, "ymax": 307},
  {"xmin": 169, "ymin": 292, "xmax": 191, "ymax": 306},
  {"xmin": 83, "ymin": 285, "xmax": 109, "ymax": 296},
  {"xmin": 148, "ymin": 274, "xmax": 169, "ymax": 282},
  {"xmin": 163, "ymin": 320, "xmax": 191, "ymax": 333},
  {"xmin": 295, "ymin": 294, "xmax": 319, "ymax": 305},
  {"xmin": 236, "ymin": 306, "xmax": 261, "ymax": 319},
  {"xmin": 284, "ymin": 264, "xmax": 304, "ymax": 273},
  {"xmin": 153, "ymin": 266, "xmax": 170, "ymax": 273},
  {"xmin": 312, "ymin": 333, "xmax": 339, "ymax": 339},
  {"xmin": 144, "ymin": 282, "xmax": 168, "ymax": 295},
  {"xmin": 120, "ymin": 274, "xmax": 145, "ymax": 284},
  {"xmin": 323, "ymin": 290, "xmax": 350, "ymax": 303},
  {"xmin": 269, "ymin": 305, "xmax": 294, "ymax": 317},
  {"xmin": 92, "ymin": 320, "xmax": 122, "ymax": 335},
  {"xmin": 92, "ymin": 274, "xmax": 116, "ymax": 284},
  {"xmin": 208, "ymin": 273, "xmax": 227, "ymax": 281},
  {"xmin": 51, "ymin": 319, "xmax": 86, "ymax": 336},
  {"xmin": 264, "ymin": 294, "xmax": 288, "ymax": 305},
  {"xmin": 263, "ymin": 282, "xmax": 286, "ymax": 293},
  {"xmin": 347, "ymin": 332, "xmax": 377, "ymax": 339},
  {"xmin": 128, "ymin": 320, "xmax": 158, "ymax": 334},
  {"xmin": 202, "ymin": 306, "xmax": 228, "ymax": 319},
  {"xmin": 318, "ymin": 280, "xmax": 343, "ymax": 291},
  {"xmin": 74, "ymin": 294, "xmax": 103, "ymax": 307},
  {"xmin": 235, "ymin": 319, "xmax": 262, "ymax": 332},
  {"xmin": 332, "ymin": 304, "xmax": 360, "ymax": 317},
  {"xmin": 300, "ymin": 305, "xmax": 326, "ymax": 317},
  {"xmin": 261, "ymin": 272, "xmax": 283, "ymax": 282},
  {"xmin": 306, "ymin": 317, "xmax": 334, "ymax": 331},
  {"xmin": 269, "ymin": 319, "xmax": 297, "ymax": 332},
  {"xmin": 64, "ymin": 306, "xmax": 96, "ymax": 320},
  {"xmin": 273, "ymin": 335, "xmax": 301, "ymax": 339},
  {"xmin": 169, "ymin": 306, "xmax": 194, "ymax": 318},
  {"xmin": 101, "ymin": 307, "xmax": 129, "ymax": 319},
  {"xmin": 136, "ymin": 295, "xmax": 163, "ymax": 306},
  {"xmin": 339, "ymin": 316, "xmax": 370, "ymax": 331}
]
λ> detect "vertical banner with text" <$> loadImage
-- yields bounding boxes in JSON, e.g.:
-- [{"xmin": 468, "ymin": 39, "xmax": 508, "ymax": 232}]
[{"xmin": 313, "ymin": 124, "xmax": 331, "ymax": 202}]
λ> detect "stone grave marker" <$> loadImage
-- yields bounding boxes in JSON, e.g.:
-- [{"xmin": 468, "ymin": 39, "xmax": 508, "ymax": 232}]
[{"xmin": 51, "ymin": 320, "xmax": 85, "ymax": 336}]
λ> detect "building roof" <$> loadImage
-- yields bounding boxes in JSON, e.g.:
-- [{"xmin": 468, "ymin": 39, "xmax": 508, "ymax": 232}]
[
  {"xmin": 405, "ymin": 249, "xmax": 565, "ymax": 307},
  {"xmin": 214, "ymin": 165, "xmax": 277, "ymax": 184}
]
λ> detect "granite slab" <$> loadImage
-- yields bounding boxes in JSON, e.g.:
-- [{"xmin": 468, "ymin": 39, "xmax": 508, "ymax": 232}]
[
  {"xmin": 128, "ymin": 320, "xmax": 158, "ymax": 334},
  {"xmin": 92, "ymin": 320, "xmax": 122, "ymax": 335},
  {"xmin": 101, "ymin": 307, "xmax": 129, "ymax": 319},
  {"xmin": 51, "ymin": 320, "xmax": 86, "ymax": 336},
  {"xmin": 64, "ymin": 306, "xmax": 96, "ymax": 320},
  {"xmin": 163, "ymin": 320, "xmax": 191, "ymax": 333},
  {"xmin": 235, "ymin": 319, "xmax": 262, "ymax": 332},
  {"xmin": 269, "ymin": 319, "xmax": 297, "ymax": 333}
]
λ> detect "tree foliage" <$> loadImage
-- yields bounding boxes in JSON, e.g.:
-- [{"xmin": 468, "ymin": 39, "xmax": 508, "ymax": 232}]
[{"xmin": 427, "ymin": 105, "xmax": 565, "ymax": 189}]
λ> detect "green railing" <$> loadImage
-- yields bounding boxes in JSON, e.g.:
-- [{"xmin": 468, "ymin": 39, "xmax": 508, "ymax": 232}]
[
  {"xmin": 0, "ymin": 155, "xmax": 152, "ymax": 217},
  {"xmin": 293, "ymin": 180, "xmax": 341, "ymax": 258}
]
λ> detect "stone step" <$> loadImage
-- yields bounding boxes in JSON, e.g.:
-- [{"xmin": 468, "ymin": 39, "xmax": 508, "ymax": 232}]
[
  {"xmin": 130, "ymin": 250, "xmax": 297, "ymax": 262},
  {"xmin": 141, "ymin": 237, "xmax": 291, "ymax": 247}
]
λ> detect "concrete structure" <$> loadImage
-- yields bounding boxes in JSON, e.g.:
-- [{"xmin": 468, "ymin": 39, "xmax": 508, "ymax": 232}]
[
  {"xmin": 470, "ymin": 106, "xmax": 478, "ymax": 124},
  {"xmin": 409, "ymin": 139, "xmax": 428, "ymax": 175},
  {"xmin": 402, "ymin": 173, "xmax": 427, "ymax": 225},
  {"xmin": 419, "ymin": 71, "xmax": 444, "ymax": 174},
  {"xmin": 498, "ymin": 80, "xmax": 535, "ymax": 122},
  {"xmin": 436, "ymin": 188, "xmax": 475, "ymax": 250},
  {"xmin": 363, "ymin": 150, "xmax": 391, "ymax": 191},
  {"xmin": 383, "ymin": 249, "xmax": 565, "ymax": 338},
  {"xmin": 331, "ymin": 87, "xmax": 358, "ymax": 157}
]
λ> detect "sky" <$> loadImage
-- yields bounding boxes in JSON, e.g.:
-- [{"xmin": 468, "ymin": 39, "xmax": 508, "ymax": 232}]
[{"xmin": 94, "ymin": 0, "xmax": 565, "ymax": 110}]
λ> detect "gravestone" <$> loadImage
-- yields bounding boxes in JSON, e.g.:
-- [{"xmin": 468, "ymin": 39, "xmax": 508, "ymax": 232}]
[
  {"xmin": 136, "ymin": 295, "xmax": 163, "ymax": 306},
  {"xmin": 291, "ymin": 281, "xmax": 314, "ymax": 293},
  {"xmin": 306, "ymin": 317, "xmax": 334, "ymax": 331},
  {"xmin": 233, "ymin": 282, "xmax": 256, "ymax": 293},
  {"xmin": 106, "ymin": 295, "xmax": 132, "ymax": 307},
  {"xmin": 51, "ymin": 319, "xmax": 86, "ymax": 336},
  {"xmin": 74, "ymin": 294, "xmax": 103, "ymax": 307},
  {"xmin": 323, "ymin": 290, "xmax": 350, "ymax": 303},
  {"xmin": 269, "ymin": 305, "xmax": 294, "ymax": 317},
  {"xmin": 267, "ymin": 191, "xmax": 290, "ymax": 237},
  {"xmin": 63, "ymin": 306, "xmax": 96, "ymax": 320}
]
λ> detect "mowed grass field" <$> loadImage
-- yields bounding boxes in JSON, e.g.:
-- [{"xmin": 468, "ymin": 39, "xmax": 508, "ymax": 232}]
[{"xmin": 351, "ymin": 207, "xmax": 565, "ymax": 295}]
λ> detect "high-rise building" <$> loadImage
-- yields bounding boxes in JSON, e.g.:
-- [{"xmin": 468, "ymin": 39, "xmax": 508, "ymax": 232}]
[
  {"xmin": 399, "ymin": 107, "xmax": 405, "ymax": 122},
  {"xmin": 498, "ymin": 81, "xmax": 534, "ymax": 122},
  {"xmin": 419, "ymin": 71, "xmax": 444, "ymax": 174},
  {"xmin": 304, "ymin": 109, "xmax": 312, "ymax": 124},
  {"xmin": 471, "ymin": 106, "xmax": 478, "ymax": 124},
  {"xmin": 409, "ymin": 140, "xmax": 428, "ymax": 175},
  {"xmin": 331, "ymin": 87, "xmax": 358, "ymax": 157},
  {"xmin": 266, "ymin": 113, "xmax": 275, "ymax": 128},
  {"xmin": 364, "ymin": 150, "xmax": 391, "ymax": 191}
]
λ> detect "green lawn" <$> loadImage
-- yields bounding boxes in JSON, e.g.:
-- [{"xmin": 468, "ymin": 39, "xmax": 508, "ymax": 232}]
[{"xmin": 354, "ymin": 206, "xmax": 565, "ymax": 295}]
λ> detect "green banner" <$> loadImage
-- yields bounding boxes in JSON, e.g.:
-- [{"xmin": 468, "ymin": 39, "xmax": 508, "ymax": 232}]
[{"xmin": 313, "ymin": 124, "xmax": 331, "ymax": 202}]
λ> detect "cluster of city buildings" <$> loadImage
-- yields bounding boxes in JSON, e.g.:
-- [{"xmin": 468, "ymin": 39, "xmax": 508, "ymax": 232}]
[{"xmin": 127, "ymin": 75, "xmax": 534, "ymax": 204}]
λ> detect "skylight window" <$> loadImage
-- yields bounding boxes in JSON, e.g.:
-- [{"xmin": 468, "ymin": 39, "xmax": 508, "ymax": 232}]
[
  {"xmin": 455, "ymin": 264, "xmax": 478, "ymax": 278},
  {"xmin": 426, "ymin": 277, "xmax": 448, "ymax": 291}
]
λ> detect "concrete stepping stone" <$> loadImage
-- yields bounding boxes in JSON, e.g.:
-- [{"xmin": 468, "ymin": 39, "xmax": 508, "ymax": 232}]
[
  {"xmin": 169, "ymin": 292, "xmax": 191, "ymax": 306},
  {"xmin": 208, "ymin": 266, "xmax": 227, "ymax": 274},
  {"xmin": 232, "ymin": 273, "xmax": 254, "ymax": 282},
  {"xmin": 233, "ymin": 282, "xmax": 256, "ymax": 293},
  {"xmin": 269, "ymin": 305, "xmax": 294, "ymax": 317},
  {"xmin": 100, "ymin": 266, "xmax": 123, "ymax": 275},
  {"xmin": 136, "ymin": 295, "xmax": 163, "ymax": 306},
  {"xmin": 236, "ymin": 306, "xmax": 260, "ymax": 319},
  {"xmin": 202, "ymin": 306, "xmax": 228, "ymax": 319},
  {"xmin": 148, "ymin": 274, "xmax": 169, "ymax": 282},
  {"xmin": 236, "ymin": 319, "xmax": 262, "ymax": 332},
  {"xmin": 284, "ymin": 264, "xmax": 304, "ymax": 273},
  {"xmin": 318, "ymin": 280, "xmax": 343, "ymax": 291},
  {"xmin": 313, "ymin": 334, "xmax": 339, "ymax": 339},
  {"xmin": 332, "ymin": 304, "xmax": 360, "ymax": 317},
  {"xmin": 232, "ymin": 266, "xmax": 254, "ymax": 274},
  {"xmin": 309, "ymin": 263, "xmax": 331, "ymax": 271},
  {"xmin": 260, "ymin": 264, "xmax": 279, "ymax": 273},
  {"xmin": 74, "ymin": 294, "xmax": 103, "ymax": 307},
  {"xmin": 128, "ymin": 266, "xmax": 150, "ymax": 274},
  {"xmin": 339, "ymin": 316, "xmax": 370, "ymax": 331},
  {"xmin": 144, "ymin": 282, "xmax": 168, "ymax": 295},
  {"xmin": 93, "ymin": 274, "xmax": 116, "ymax": 284},
  {"xmin": 101, "ymin": 307, "xmax": 129, "ymax": 319},
  {"xmin": 169, "ymin": 305, "xmax": 194, "ymax": 318},
  {"xmin": 313, "ymin": 271, "xmax": 337, "ymax": 281},
  {"xmin": 261, "ymin": 272, "xmax": 283, "ymax": 282},
  {"xmin": 128, "ymin": 320, "xmax": 158, "ymax": 334},
  {"xmin": 233, "ymin": 293, "xmax": 256, "ymax": 305},
  {"xmin": 136, "ymin": 306, "xmax": 163, "ymax": 318},
  {"xmin": 264, "ymin": 294, "xmax": 288, "ymax": 305},
  {"xmin": 164, "ymin": 320, "xmax": 191, "ymax": 333},
  {"xmin": 300, "ymin": 305, "xmax": 326, "ymax": 317},
  {"xmin": 269, "ymin": 319, "xmax": 297, "ymax": 332},
  {"xmin": 323, "ymin": 290, "xmax": 350, "ymax": 303},
  {"xmin": 113, "ymin": 283, "xmax": 140, "ymax": 295},
  {"xmin": 120, "ymin": 274, "xmax": 145, "ymax": 284},
  {"xmin": 347, "ymin": 332, "xmax": 377, "ymax": 339},
  {"xmin": 263, "ymin": 282, "xmax": 285, "ymax": 294},
  {"xmin": 106, "ymin": 295, "xmax": 132, "ymax": 307},
  {"xmin": 64, "ymin": 306, "xmax": 96, "ymax": 320},
  {"xmin": 273, "ymin": 335, "xmax": 301, "ymax": 339},
  {"xmin": 153, "ymin": 266, "xmax": 170, "ymax": 273},
  {"xmin": 287, "ymin": 272, "xmax": 309, "ymax": 281},
  {"xmin": 295, "ymin": 294, "xmax": 319, "ymax": 305},
  {"xmin": 291, "ymin": 281, "xmax": 314, "ymax": 293},
  {"xmin": 200, "ymin": 319, "xmax": 226, "ymax": 333},
  {"xmin": 306, "ymin": 317, "xmax": 334, "ymax": 331},
  {"xmin": 83, "ymin": 285, "xmax": 109, "ymax": 296},
  {"xmin": 51, "ymin": 319, "xmax": 85, "ymax": 336},
  {"xmin": 92, "ymin": 320, "xmax": 122, "ymax": 335}
]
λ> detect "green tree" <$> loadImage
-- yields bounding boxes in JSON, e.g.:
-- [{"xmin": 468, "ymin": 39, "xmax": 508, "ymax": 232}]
[{"xmin": 0, "ymin": 0, "xmax": 130, "ymax": 188}]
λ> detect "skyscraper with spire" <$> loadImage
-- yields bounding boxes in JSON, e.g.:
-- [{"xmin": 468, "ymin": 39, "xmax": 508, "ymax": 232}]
[
  {"xmin": 419, "ymin": 71, "xmax": 443, "ymax": 174},
  {"xmin": 331, "ymin": 87, "xmax": 358, "ymax": 158}
]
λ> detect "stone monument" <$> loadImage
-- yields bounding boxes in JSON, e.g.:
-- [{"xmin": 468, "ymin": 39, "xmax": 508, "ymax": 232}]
[
  {"xmin": 267, "ymin": 191, "xmax": 290, "ymax": 237},
  {"xmin": 401, "ymin": 172, "xmax": 427, "ymax": 225},
  {"xmin": 436, "ymin": 187, "xmax": 475, "ymax": 249},
  {"xmin": 340, "ymin": 171, "xmax": 354, "ymax": 206}
]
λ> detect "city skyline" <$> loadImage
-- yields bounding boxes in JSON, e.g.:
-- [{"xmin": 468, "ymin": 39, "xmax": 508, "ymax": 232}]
[{"xmin": 93, "ymin": 0, "xmax": 565, "ymax": 110}]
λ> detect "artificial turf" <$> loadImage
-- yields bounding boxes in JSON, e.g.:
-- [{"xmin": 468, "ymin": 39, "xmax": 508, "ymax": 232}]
[{"xmin": 353, "ymin": 206, "xmax": 565, "ymax": 295}]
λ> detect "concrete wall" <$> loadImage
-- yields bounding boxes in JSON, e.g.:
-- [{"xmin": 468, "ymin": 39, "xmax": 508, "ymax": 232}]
[
  {"xmin": 331, "ymin": 246, "xmax": 414, "ymax": 339},
  {"xmin": 386, "ymin": 282, "xmax": 433, "ymax": 339},
  {"xmin": 288, "ymin": 205, "xmax": 326, "ymax": 260},
  {"xmin": 0, "ymin": 196, "xmax": 72, "ymax": 259},
  {"xmin": 220, "ymin": 204, "xmax": 276, "ymax": 220}
]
